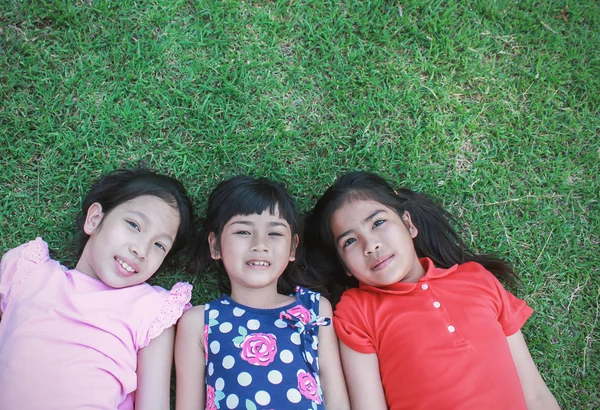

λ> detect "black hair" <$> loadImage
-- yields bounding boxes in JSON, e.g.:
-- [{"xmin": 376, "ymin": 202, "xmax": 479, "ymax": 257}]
[
  {"xmin": 303, "ymin": 171, "xmax": 519, "ymax": 306},
  {"xmin": 195, "ymin": 176, "xmax": 304, "ymax": 295},
  {"xmin": 76, "ymin": 168, "xmax": 196, "ymax": 269}
]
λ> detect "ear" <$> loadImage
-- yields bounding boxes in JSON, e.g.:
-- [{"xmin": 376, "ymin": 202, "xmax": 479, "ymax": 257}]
[
  {"xmin": 402, "ymin": 211, "xmax": 419, "ymax": 239},
  {"xmin": 208, "ymin": 232, "xmax": 221, "ymax": 260},
  {"xmin": 83, "ymin": 203, "xmax": 105, "ymax": 235},
  {"xmin": 288, "ymin": 234, "xmax": 299, "ymax": 262}
]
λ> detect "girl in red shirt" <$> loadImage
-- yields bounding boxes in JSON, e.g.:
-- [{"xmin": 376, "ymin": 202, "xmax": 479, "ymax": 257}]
[{"xmin": 303, "ymin": 171, "xmax": 559, "ymax": 410}]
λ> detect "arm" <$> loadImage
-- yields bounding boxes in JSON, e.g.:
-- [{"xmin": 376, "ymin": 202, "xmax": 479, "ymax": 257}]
[
  {"xmin": 339, "ymin": 341, "xmax": 387, "ymax": 410},
  {"xmin": 317, "ymin": 297, "xmax": 350, "ymax": 410},
  {"xmin": 135, "ymin": 325, "xmax": 175, "ymax": 410},
  {"xmin": 175, "ymin": 306, "xmax": 206, "ymax": 410},
  {"xmin": 507, "ymin": 330, "xmax": 560, "ymax": 410}
]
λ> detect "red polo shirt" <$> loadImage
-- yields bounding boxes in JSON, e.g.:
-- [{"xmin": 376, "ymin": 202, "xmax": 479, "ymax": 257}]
[{"xmin": 334, "ymin": 258, "xmax": 532, "ymax": 410}]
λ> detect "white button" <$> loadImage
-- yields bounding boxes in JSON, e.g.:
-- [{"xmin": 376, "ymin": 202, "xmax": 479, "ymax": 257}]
[
  {"xmin": 433, "ymin": 301, "xmax": 441, "ymax": 308},
  {"xmin": 421, "ymin": 284, "xmax": 429, "ymax": 290},
  {"xmin": 448, "ymin": 325, "xmax": 455, "ymax": 333}
]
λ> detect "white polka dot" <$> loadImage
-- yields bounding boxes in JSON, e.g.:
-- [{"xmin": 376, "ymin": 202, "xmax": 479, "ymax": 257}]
[
  {"xmin": 223, "ymin": 355, "xmax": 235, "ymax": 369},
  {"xmin": 208, "ymin": 362, "xmax": 214, "ymax": 376},
  {"xmin": 204, "ymin": 303, "xmax": 210, "ymax": 310},
  {"xmin": 215, "ymin": 377, "xmax": 225, "ymax": 391},
  {"xmin": 247, "ymin": 319, "xmax": 260, "ymax": 330},
  {"xmin": 226, "ymin": 394, "xmax": 239, "ymax": 409},
  {"xmin": 268, "ymin": 370, "xmax": 283, "ymax": 384},
  {"xmin": 210, "ymin": 341, "xmax": 220, "ymax": 354},
  {"xmin": 287, "ymin": 388, "xmax": 302, "ymax": 403},
  {"xmin": 237, "ymin": 372, "xmax": 252, "ymax": 386},
  {"xmin": 290, "ymin": 332, "xmax": 301, "ymax": 345},
  {"xmin": 209, "ymin": 309, "xmax": 219, "ymax": 319},
  {"xmin": 280, "ymin": 349, "xmax": 294, "ymax": 363},
  {"xmin": 274, "ymin": 319, "xmax": 287, "ymax": 328},
  {"xmin": 221, "ymin": 299, "xmax": 230, "ymax": 305},
  {"xmin": 233, "ymin": 307, "xmax": 245, "ymax": 317},
  {"xmin": 255, "ymin": 391, "xmax": 271, "ymax": 406},
  {"xmin": 306, "ymin": 351, "xmax": 313, "ymax": 364},
  {"xmin": 219, "ymin": 322, "xmax": 233, "ymax": 333}
]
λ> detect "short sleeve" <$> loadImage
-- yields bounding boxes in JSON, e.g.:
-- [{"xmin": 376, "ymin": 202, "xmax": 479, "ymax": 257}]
[
  {"xmin": 0, "ymin": 238, "xmax": 49, "ymax": 313},
  {"xmin": 139, "ymin": 282, "xmax": 193, "ymax": 349},
  {"xmin": 484, "ymin": 269, "xmax": 533, "ymax": 336},
  {"xmin": 333, "ymin": 290, "xmax": 377, "ymax": 354}
]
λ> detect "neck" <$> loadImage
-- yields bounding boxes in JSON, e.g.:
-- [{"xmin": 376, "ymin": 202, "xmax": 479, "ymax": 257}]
[{"xmin": 229, "ymin": 284, "xmax": 294, "ymax": 309}]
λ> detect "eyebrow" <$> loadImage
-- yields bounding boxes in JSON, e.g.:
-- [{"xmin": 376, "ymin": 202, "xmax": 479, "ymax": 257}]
[
  {"xmin": 335, "ymin": 210, "xmax": 386, "ymax": 243},
  {"xmin": 230, "ymin": 220, "xmax": 289, "ymax": 228}
]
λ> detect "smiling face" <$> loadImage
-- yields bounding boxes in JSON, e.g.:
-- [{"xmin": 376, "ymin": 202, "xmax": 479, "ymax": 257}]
[
  {"xmin": 330, "ymin": 199, "xmax": 425, "ymax": 286},
  {"xmin": 209, "ymin": 207, "xmax": 298, "ymax": 294},
  {"xmin": 75, "ymin": 195, "xmax": 180, "ymax": 288}
]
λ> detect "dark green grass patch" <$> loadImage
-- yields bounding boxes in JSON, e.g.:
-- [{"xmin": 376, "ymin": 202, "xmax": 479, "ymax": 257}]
[{"xmin": 1, "ymin": 0, "xmax": 599, "ymax": 407}]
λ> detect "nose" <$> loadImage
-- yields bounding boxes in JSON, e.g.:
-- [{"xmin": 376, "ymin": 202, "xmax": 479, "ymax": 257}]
[
  {"xmin": 130, "ymin": 241, "xmax": 148, "ymax": 261},
  {"xmin": 251, "ymin": 233, "xmax": 269, "ymax": 252},
  {"xmin": 364, "ymin": 238, "xmax": 381, "ymax": 256}
]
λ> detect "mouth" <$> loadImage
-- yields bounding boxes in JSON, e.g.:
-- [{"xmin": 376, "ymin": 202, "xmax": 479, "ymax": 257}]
[
  {"xmin": 246, "ymin": 260, "xmax": 271, "ymax": 267},
  {"xmin": 371, "ymin": 255, "xmax": 394, "ymax": 271},
  {"xmin": 115, "ymin": 257, "xmax": 138, "ymax": 275}
]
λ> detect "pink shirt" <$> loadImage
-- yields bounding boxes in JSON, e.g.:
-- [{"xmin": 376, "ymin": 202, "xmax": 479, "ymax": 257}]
[{"xmin": 0, "ymin": 238, "xmax": 192, "ymax": 410}]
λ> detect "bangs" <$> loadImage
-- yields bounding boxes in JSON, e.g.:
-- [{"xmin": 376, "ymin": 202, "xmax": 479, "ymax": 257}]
[
  {"xmin": 207, "ymin": 176, "xmax": 299, "ymax": 237},
  {"xmin": 225, "ymin": 189, "xmax": 296, "ymax": 226}
]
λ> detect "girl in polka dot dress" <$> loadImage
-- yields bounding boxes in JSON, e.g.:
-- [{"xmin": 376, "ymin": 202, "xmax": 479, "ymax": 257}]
[{"xmin": 175, "ymin": 176, "xmax": 350, "ymax": 410}]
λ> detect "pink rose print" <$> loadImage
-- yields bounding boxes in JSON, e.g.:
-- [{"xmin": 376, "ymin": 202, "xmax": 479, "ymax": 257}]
[
  {"xmin": 206, "ymin": 385, "xmax": 216, "ymax": 410},
  {"xmin": 286, "ymin": 305, "xmax": 312, "ymax": 325},
  {"xmin": 239, "ymin": 333, "xmax": 278, "ymax": 366},
  {"xmin": 297, "ymin": 369, "xmax": 322, "ymax": 404},
  {"xmin": 203, "ymin": 324, "xmax": 209, "ymax": 362}
]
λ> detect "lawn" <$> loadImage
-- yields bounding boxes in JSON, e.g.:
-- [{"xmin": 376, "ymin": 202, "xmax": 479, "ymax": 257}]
[{"xmin": 1, "ymin": 0, "xmax": 598, "ymax": 407}]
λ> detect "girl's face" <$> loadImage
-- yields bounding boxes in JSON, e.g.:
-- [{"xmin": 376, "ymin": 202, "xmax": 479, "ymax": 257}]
[
  {"xmin": 76, "ymin": 195, "xmax": 180, "ymax": 288},
  {"xmin": 209, "ymin": 207, "xmax": 298, "ymax": 293},
  {"xmin": 330, "ymin": 199, "xmax": 425, "ymax": 286}
]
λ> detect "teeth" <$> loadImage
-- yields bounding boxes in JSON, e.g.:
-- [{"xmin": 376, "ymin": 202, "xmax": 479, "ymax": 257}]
[
  {"xmin": 116, "ymin": 258, "xmax": 135, "ymax": 273},
  {"xmin": 247, "ymin": 261, "xmax": 270, "ymax": 266}
]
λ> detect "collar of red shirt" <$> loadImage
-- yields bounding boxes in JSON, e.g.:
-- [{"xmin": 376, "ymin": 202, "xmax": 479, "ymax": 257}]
[{"xmin": 358, "ymin": 257, "xmax": 459, "ymax": 295}]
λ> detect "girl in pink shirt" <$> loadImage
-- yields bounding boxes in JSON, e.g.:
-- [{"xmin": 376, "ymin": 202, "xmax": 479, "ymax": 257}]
[{"xmin": 0, "ymin": 168, "xmax": 196, "ymax": 410}]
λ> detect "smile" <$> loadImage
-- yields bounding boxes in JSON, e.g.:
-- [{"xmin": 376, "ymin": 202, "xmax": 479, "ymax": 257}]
[
  {"xmin": 246, "ymin": 260, "xmax": 271, "ymax": 267},
  {"xmin": 116, "ymin": 257, "xmax": 137, "ymax": 273},
  {"xmin": 372, "ymin": 255, "xmax": 394, "ymax": 271}
]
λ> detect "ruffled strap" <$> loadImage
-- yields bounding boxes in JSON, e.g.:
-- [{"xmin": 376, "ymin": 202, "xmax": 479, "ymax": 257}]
[
  {"xmin": 280, "ymin": 286, "xmax": 330, "ymax": 378},
  {"xmin": 145, "ymin": 282, "xmax": 192, "ymax": 345},
  {"xmin": 11, "ymin": 237, "xmax": 50, "ymax": 297}
]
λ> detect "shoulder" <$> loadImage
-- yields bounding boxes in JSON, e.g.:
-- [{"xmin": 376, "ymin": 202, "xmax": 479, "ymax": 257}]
[
  {"xmin": 318, "ymin": 296, "xmax": 333, "ymax": 317},
  {"xmin": 137, "ymin": 282, "xmax": 193, "ymax": 348},
  {"xmin": 1, "ymin": 238, "xmax": 51, "ymax": 268},
  {"xmin": 178, "ymin": 304, "xmax": 206, "ymax": 332}
]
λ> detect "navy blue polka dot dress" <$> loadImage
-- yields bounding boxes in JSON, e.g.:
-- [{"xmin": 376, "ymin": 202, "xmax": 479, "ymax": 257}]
[{"xmin": 203, "ymin": 287, "xmax": 329, "ymax": 410}]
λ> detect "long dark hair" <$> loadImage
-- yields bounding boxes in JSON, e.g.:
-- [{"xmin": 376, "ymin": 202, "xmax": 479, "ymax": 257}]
[
  {"xmin": 76, "ymin": 168, "xmax": 196, "ymax": 269},
  {"xmin": 195, "ymin": 176, "xmax": 305, "ymax": 295},
  {"xmin": 303, "ymin": 171, "xmax": 519, "ymax": 306}
]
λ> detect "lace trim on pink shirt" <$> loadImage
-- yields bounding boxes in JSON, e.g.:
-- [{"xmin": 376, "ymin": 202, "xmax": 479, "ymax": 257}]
[
  {"xmin": 12, "ymin": 238, "xmax": 49, "ymax": 296},
  {"xmin": 146, "ymin": 282, "xmax": 192, "ymax": 342}
]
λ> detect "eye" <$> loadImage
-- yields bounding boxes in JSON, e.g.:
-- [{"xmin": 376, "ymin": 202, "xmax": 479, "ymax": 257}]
[
  {"xmin": 373, "ymin": 219, "xmax": 385, "ymax": 228},
  {"xmin": 127, "ymin": 220, "xmax": 140, "ymax": 231},
  {"xmin": 342, "ymin": 237, "xmax": 357, "ymax": 248},
  {"xmin": 155, "ymin": 242, "xmax": 167, "ymax": 252},
  {"xmin": 234, "ymin": 230, "xmax": 251, "ymax": 235},
  {"xmin": 269, "ymin": 231, "xmax": 284, "ymax": 237}
]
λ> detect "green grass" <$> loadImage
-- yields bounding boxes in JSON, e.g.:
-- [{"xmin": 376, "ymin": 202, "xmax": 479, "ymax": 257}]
[{"xmin": 1, "ymin": 0, "xmax": 598, "ymax": 407}]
